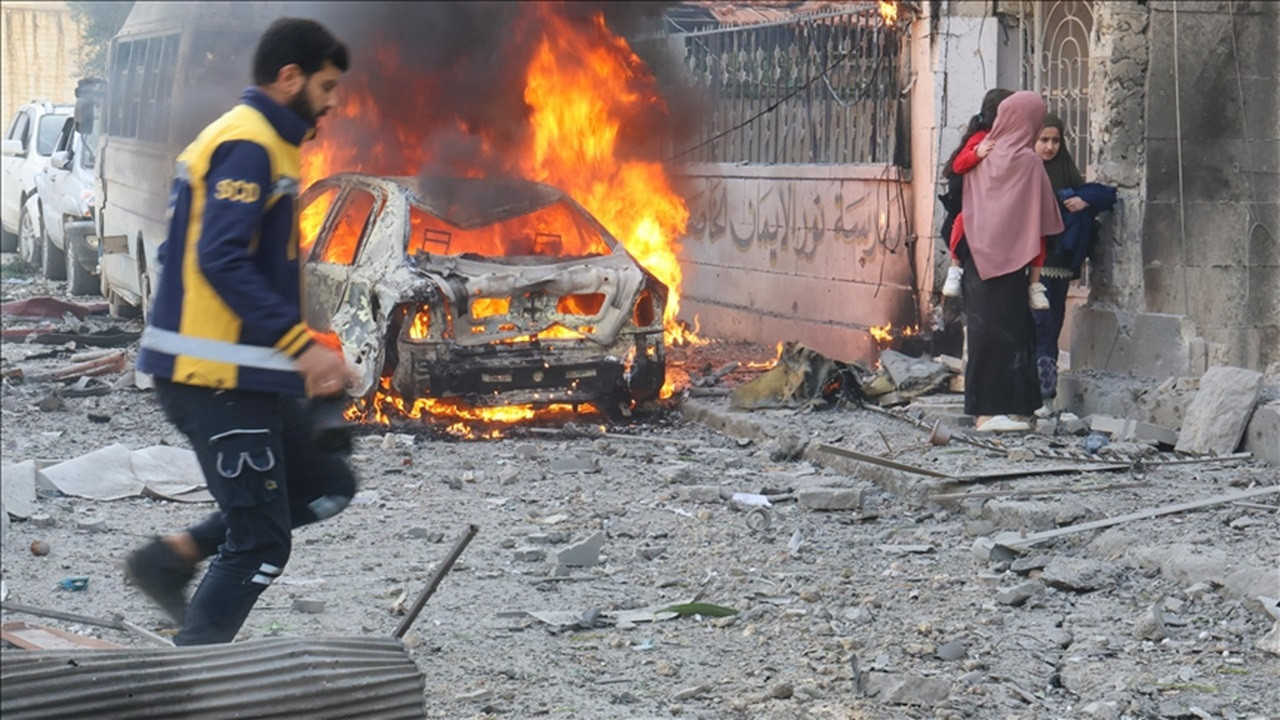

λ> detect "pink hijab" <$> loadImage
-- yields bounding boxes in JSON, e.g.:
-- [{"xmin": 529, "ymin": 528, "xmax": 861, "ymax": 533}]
[{"xmin": 961, "ymin": 91, "xmax": 1064, "ymax": 280}]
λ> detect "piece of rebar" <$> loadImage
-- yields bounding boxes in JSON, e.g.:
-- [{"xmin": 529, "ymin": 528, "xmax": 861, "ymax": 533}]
[
  {"xmin": 928, "ymin": 481, "xmax": 1149, "ymax": 501},
  {"xmin": 997, "ymin": 485, "xmax": 1280, "ymax": 552},
  {"xmin": 394, "ymin": 524, "xmax": 478, "ymax": 639},
  {"xmin": 0, "ymin": 600, "xmax": 172, "ymax": 646}
]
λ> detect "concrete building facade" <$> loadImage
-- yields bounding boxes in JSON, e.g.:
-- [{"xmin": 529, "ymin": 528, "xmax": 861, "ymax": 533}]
[
  {"xmin": 663, "ymin": 1, "xmax": 1278, "ymax": 393},
  {"xmin": 0, "ymin": 1, "xmax": 81, "ymax": 125}
]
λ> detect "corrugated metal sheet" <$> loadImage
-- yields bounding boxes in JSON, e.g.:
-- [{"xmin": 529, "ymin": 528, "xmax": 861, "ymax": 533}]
[{"xmin": 0, "ymin": 636, "xmax": 425, "ymax": 719}]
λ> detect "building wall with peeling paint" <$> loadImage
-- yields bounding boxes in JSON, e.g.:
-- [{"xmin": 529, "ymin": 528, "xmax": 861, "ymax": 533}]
[{"xmin": 0, "ymin": 1, "xmax": 81, "ymax": 126}]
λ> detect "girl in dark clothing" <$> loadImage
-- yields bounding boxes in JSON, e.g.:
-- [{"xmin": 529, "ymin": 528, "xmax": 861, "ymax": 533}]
[{"xmin": 1032, "ymin": 114, "xmax": 1116, "ymax": 411}]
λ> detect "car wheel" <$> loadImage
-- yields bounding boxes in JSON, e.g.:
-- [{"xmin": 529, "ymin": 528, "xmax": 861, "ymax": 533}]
[
  {"xmin": 42, "ymin": 225, "xmax": 67, "ymax": 281},
  {"xmin": 17, "ymin": 203, "xmax": 42, "ymax": 267},
  {"xmin": 65, "ymin": 246, "xmax": 97, "ymax": 295}
]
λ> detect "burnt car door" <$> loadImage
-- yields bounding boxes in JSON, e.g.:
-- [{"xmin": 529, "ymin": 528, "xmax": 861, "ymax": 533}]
[{"xmin": 300, "ymin": 180, "xmax": 385, "ymax": 396}]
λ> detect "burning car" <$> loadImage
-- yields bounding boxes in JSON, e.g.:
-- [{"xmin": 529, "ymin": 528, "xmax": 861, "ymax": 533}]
[{"xmin": 300, "ymin": 174, "xmax": 667, "ymax": 416}]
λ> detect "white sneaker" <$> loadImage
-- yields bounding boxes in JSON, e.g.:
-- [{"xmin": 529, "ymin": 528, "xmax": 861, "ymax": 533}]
[
  {"xmin": 1029, "ymin": 282, "xmax": 1049, "ymax": 310},
  {"xmin": 942, "ymin": 266, "xmax": 963, "ymax": 297},
  {"xmin": 1034, "ymin": 403, "xmax": 1054, "ymax": 418}
]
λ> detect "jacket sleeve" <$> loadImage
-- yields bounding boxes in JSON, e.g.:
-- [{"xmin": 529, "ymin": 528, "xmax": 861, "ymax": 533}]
[
  {"xmin": 951, "ymin": 130, "xmax": 987, "ymax": 175},
  {"xmin": 196, "ymin": 140, "xmax": 313, "ymax": 357}
]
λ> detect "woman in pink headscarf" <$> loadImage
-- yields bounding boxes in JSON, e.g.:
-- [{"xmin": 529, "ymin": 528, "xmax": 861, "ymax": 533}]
[{"xmin": 957, "ymin": 91, "xmax": 1064, "ymax": 432}]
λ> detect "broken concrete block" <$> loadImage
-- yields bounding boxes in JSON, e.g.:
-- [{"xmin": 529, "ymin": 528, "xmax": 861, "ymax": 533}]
[
  {"xmin": 1133, "ymin": 600, "xmax": 1168, "ymax": 641},
  {"xmin": 880, "ymin": 350, "xmax": 950, "ymax": 392},
  {"xmin": 515, "ymin": 444, "xmax": 540, "ymax": 461},
  {"xmin": 1041, "ymin": 557, "xmax": 1122, "ymax": 592},
  {"xmin": 765, "ymin": 428, "xmax": 809, "ymax": 461},
  {"xmin": 673, "ymin": 684, "xmax": 711, "ymax": 701},
  {"xmin": 882, "ymin": 674, "xmax": 950, "ymax": 707},
  {"xmin": 291, "ymin": 598, "xmax": 325, "ymax": 614},
  {"xmin": 659, "ymin": 464, "xmax": 696, "ymax": 485},
  {"xmin": 76, "ymin": 517, "xmax": 108, "ymax": 534},
  {"xmin": 1010, "ymin": 555, "xmax": 1052, "ymax": 574},
  {"xmin": 683, "ymin": 486, "xmax": 723, "ymax": 504},
  {"xmin": 1089, "ymin": 415, "xmax": 1179, "ymax": 446},
  {"xmin": 934, "ymin": 639, "xmax": 967, "ymax": 661},
  {"xmin": 797, "ymin": 488, "xmax": 864, "ymax": 511},
  {"xmin": 996, "ymin": 580, "xmax": 1044, "ymax": 607},
  {"xmin": 556, "ymin": 531, "xmax": 605, "ymax": 567},
  {"xmin": 1242, "ymin": 401, "xmax": 1280, "ymax": 465},
  {"xmin": 513, "ymin": 548, "xmax": 547, "ymax": 562},
  {"xmin": 1, "ymin": 460, "xmax": 38, "ymax": 519},
  {"xmin": 1175, "ymin": 366, "xmax": 1264, "ymax": 454},
  {"xmin": 549, "ymin": 455, "xmax": 601, "ymax": 474}
]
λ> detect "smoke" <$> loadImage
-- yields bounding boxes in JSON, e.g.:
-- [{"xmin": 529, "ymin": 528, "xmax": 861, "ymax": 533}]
[{"xmin": 299, "ymin": 1, "xmax": 703, "ymax": 178}]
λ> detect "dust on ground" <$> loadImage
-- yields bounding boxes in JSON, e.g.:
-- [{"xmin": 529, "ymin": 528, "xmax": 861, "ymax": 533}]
[{"xmin": 2, "ymin": 262, "xmax": 1277, "ymax": 720}]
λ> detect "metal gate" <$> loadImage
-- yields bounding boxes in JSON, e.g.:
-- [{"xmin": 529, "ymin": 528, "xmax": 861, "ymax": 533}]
[{"xmin": 1002, "ymin": 1, "xmax": 1093, "ymax": 171}]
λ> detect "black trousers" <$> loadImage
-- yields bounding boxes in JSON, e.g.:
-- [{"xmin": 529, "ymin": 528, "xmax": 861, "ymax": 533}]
[
  {"xmin": 1031, "ymin": 275, "xmax": 1072, "ymax": 400},
  {"xmin": 961, "ymin": 255, "xmax": 1041, "ymax": 418},
  {"xmin": 154, "ymin": 379, "xmax": 357, "ymax": 645}
]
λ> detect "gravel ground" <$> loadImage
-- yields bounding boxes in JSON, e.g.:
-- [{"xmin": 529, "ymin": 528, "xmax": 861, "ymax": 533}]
[{"xmin": 3, "ymin": 262, "xmax": 1278, "ymax": 720}]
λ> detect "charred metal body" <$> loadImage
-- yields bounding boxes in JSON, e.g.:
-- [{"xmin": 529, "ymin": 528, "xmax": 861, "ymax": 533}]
[{"xmin": 301, "ymin": 174, "xmax": 667, "ymax": 411}]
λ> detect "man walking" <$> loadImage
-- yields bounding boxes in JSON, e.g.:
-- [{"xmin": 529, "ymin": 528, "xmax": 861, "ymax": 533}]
[{"xmin": 128, "ymin": 17, "xmax": 356, "ymax": 646}]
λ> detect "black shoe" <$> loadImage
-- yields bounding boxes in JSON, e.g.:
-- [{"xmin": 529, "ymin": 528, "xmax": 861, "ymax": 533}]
[{"xmin": 124, "ymin": 538, "xmax": 196, "ymax": 626}]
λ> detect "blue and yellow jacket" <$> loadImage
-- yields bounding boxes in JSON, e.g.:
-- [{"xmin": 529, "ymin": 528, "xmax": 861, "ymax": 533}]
[{"xmin": 138, "ymin": 88, "xmax": 315, "ymax": 396}]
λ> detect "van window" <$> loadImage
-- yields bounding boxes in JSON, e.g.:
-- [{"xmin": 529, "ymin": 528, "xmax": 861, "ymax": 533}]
[{"xmin": 108, "ymin": 33, "xmax": 180, "ymax": 142}]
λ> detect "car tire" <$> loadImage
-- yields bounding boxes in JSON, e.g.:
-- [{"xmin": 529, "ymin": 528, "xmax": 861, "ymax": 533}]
[
  {"xmin": 17, "ymin": 203, "xmax": 42, "ymax": 267},
  {"xmin": 42, "ymin": 225, "xmax": 67, "ymax": 281},
  {"xmin": 65, "ymin": 245, "xmax": 97, "ymax": 295}
]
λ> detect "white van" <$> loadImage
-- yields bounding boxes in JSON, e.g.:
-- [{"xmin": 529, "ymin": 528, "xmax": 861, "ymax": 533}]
[{"xmin": 95, "ymin": 2, "xmax": 282, "ymax": 316}]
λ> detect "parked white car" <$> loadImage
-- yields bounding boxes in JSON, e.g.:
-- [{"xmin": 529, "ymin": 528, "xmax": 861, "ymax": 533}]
[
  {"xmin": 32, "ymin": 80, "xmax": 105, "ymax": 294},
  {"xmin": 2, "ymin": 101, "xmax": 72, "ymax": 258}
]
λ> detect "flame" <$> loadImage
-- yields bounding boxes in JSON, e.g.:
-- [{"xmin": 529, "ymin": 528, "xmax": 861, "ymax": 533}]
[
  {"xmin": 878, "ymin": 1, "xmax": 898, "ymax": 26},
  {"xmin": 345, "ymin": 377, "xmax": 596, "ymax": 437},
  {"xmin": 869, "ymin": 323, "xmax": 919, "ymax": 348},
  {"xmin": 300, "ymin": 6, "xmax": 706, "ymax": 429}
]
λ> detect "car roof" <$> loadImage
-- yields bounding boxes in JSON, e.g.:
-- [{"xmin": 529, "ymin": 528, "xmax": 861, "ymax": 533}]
[{"xmin": 374, "ymin": 175, "xmax": 571, "ymax": 230}]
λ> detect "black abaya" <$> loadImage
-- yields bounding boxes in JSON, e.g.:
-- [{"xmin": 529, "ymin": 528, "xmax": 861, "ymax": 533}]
[{"xmin": 961, "ymin": 254, "xmax": 1041, "ymax": 418}]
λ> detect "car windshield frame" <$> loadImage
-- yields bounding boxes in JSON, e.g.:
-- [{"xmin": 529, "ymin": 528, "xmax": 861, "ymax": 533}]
[{"xmin": 404, "ymin": 197, "xmax": 614, "ymax": 260}]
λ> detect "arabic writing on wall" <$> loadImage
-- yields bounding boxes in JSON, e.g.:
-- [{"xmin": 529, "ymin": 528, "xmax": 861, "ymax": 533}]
[{"xmin": 682, "ymin": 175, "xmax": 902, "ymax": 270}]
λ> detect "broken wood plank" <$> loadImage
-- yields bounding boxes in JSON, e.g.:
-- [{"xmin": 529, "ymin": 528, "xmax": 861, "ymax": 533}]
[
  {"xmin": 928, "ymin": 481, "xmax": 1149, "ymax": 501},
  {"xmin": 1, "ymin": 622, "xmax": 124, "ymax": 650},
  {"xmin": 997, "ymin": 485, "xmax": 1280, "ymax": 552}
]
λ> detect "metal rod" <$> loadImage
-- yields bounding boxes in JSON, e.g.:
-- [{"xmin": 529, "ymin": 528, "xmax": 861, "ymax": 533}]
[
  {"xmin": 394, "ymin": 524, "xmax": 478, "ymax": 640},
  {"xmin": 928, "ymin": 481, "xmax": 1150, "ymax": 502},
  {"xmin": 0, "ymin": 601, "xmax": 172, "ymax": 647},
  {"xmin": 998, "ymin": 485, "xmax": 1280, "ymax": 552}
]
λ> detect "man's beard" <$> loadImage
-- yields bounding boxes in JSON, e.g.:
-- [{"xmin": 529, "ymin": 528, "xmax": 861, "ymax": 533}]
[{"xmin": 287, "ymin": 87, "xmax": 324, "ymax": 126}]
